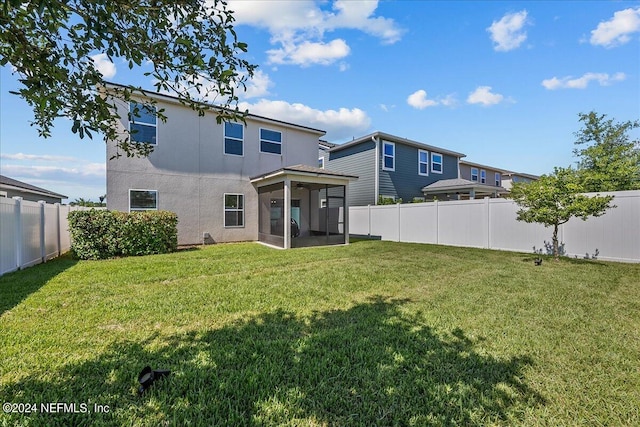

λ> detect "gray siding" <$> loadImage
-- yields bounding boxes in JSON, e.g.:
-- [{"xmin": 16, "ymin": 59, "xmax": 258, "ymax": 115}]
[
  {"xmin": 327, "ymin": 141, "xmax": 376, "ymax": 206},
  {"xmin": 379, "ymin": 140, "xmax": 459, "ymax": 202}
]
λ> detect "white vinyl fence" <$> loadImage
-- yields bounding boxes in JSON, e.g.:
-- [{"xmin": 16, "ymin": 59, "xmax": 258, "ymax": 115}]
[
  {"xmin": 0, "ymin": 197, "xmax": 91, "ymax": 276},
  {"xmin": 350, "ymin": 190, "xmax": 640, "ymax": 263}
]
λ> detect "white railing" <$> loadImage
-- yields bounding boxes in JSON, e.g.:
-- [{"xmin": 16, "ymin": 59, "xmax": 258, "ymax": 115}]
[
  {"xmin": 0, "ymin": 197, "xmax": 92, "ymax": 276},
  {"xmin": 350, "ymin": 190, "xmax": 640, "ymax": 263}
]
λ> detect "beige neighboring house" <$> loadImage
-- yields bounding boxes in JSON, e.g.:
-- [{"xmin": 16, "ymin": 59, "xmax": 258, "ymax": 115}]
[
  {"xmin": 104, "ymin": 83, "xmax": 356, "ymax": 249},
  {"xmin": 500, "ymin": 170, "xmax": 540, "ymax": 190},
  {"xmin": 0, "ymin": 175, "xmax": 67, "ymax": 204},
  {"xmin": 421, "ymin": 160, "xmax": 538, "ymax": 200}
]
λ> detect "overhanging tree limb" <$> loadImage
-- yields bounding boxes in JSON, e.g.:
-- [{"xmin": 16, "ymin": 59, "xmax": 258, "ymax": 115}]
[{"xmin": 0, "ymin": 0, "xmax": 256, "ymax": 157}]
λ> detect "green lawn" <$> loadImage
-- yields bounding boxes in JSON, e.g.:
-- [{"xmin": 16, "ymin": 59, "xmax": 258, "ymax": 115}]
[{"xmin": 1, "ymin": 240, "xmax": 639, "ymax": 426}]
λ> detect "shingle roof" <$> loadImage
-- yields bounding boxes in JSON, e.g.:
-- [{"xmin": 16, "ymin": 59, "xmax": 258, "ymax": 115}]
[
  {"xmin": 421, "ymin": 178, "xmax": 507, "ymax": 193},
  {"xmin": 250, "ymin": 164, "xmax": 358, "ymax": 182},
  {"xmin": 0, "ymin": 175, "xmax": 68, "ymax": 199}
]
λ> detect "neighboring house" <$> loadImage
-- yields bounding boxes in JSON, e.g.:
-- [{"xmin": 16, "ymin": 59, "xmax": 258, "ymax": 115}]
[
  {"xmin": 318, "ymin": 140, "xmax": 335, "ymax": 170},
  {"xmin": 421, "ymin": 160, "xmax": 510, "ymax": 200},
  {"xmin": 105, "ymin": 84, "xmax": 356, "ymax": 249},
  {"xmin": 324, "ymin": 131, "xmax": 464, "ymax": 206},
  {"xmin": 501, "ymin": 170, "xmax": 540, "ymax": 190},
  {"xmin": 0, "ymin": 175, "xmax": 67, "ymax": 204}
]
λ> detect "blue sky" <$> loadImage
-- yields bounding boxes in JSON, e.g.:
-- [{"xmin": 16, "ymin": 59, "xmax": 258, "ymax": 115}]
[{"xmin": 1, "ymin": 1, "xmax": 639, "ymax": 201}]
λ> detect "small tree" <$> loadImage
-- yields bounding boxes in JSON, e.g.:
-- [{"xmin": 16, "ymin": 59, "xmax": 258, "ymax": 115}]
[
  {"xmin": 574, "ymin": 111, "xmax": 640, "ymax": 192},
  {"xmin": 509, "ymin": 167, "xmax": 615, "ymax": 260}
]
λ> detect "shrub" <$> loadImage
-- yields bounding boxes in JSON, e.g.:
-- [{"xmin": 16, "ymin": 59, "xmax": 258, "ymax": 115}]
[{"xmin": 68, "ymin": 210, "xmax": 178, "ymax": 260}]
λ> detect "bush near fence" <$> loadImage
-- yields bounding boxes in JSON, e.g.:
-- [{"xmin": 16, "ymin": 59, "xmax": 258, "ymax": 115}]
[{"xmin": 68, "ymin": 210, "xmax": 178, "ymax": 260}]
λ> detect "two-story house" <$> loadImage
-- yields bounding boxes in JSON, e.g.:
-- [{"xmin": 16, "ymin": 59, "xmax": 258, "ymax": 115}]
[
  {"xmin": 420, "ymin": 159, "xmax": 510, "ymax": 200},
  {"xmin": 105, "ymin": 84, "xmax": 356, "ymax": 249},
  {"xmin": 323, "ymin": 131, "xmax": 464, "ymax": 206}
]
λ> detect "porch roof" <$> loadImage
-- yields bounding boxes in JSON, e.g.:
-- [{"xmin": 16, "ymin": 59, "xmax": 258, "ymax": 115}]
[
  {"xmin": 250, "ymin": 164, "xmax": 358, "ymax": 186},
  {"xmin": 421, "ymin": 178, "xmax": 508, "ymax": 197}
]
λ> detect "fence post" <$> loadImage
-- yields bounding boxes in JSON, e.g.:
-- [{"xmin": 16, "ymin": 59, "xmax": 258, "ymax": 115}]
[
  {"xmin": 485, "ymin": 197, "xmax": 490, "ymax": 249},
  {"xmin": 397, "ymin": 202, "xmax": 401, "ymax": 242},
  {"xmin": 39, "ymin": 201, "xmax": 46, "ymax": 262},
  {"xmin": 13, "ymin": 197, "xmax": 23, "ymax": 270},
  {"xmin": 435, "ymin": 199, "xmax": 439, "ymax": 244},
  {"xmin": 54, "ymin": 203, "xmax": 61, "ymax": 257}
]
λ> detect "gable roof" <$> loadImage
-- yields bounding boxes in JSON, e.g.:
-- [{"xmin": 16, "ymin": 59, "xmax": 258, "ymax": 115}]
[
  {"xmin": 421, "ymin": 178, "xmax": 508, "ymax": 194},
  {"xmin": 329, "ymin": 131, "xmax": 466, "ymax": 158},
  {"xmin": 102, "ymin": 82, "xmax": 326, "ymax": 136},
  {"xmin": 0, "ymin": 175, "xmax": 68, "ymax": 199},
  {"xmin": 250, "ymin": 164, "xmax": 358, "ymax": 182}
]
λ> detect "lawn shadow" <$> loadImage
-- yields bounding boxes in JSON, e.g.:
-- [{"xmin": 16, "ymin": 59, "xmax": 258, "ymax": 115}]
[
  {"xmin": 0, "ymin": 297, "xmax": 544, "ymax": 426},
  {"xmin": 0, "ymin": 254, "xmax": 77, "ymax": 316}
]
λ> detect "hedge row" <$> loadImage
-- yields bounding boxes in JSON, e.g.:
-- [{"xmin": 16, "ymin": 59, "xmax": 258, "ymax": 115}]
[{"xmin": 68, "ymin": 210, "xmax": 178, "ymax": 260}]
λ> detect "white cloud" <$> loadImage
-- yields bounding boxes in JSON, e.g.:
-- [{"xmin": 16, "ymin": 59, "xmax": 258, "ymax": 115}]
[
  {"xmin": 1, "ymin": 153, "xmax": 77, "ymax": 162},
  {"xmin": 230, "ymin": 0, "xmax": 403, "ymax": 67},
  {"xmin": 91, "ymin": 53, "xmax": 116, "ymax": 79},
  {"xmin": 239, "ymin": 99, "xmax": 370, "ymax": 140},
  {"xmin": 267, "ymin": 39, "xmax": 350, "ymax": 66},
  {"xmin": 1, "ymin": 163, "xmax": 105, "ymax": 180},
  {"xmin": 542, "ymin": 72, "xmax": 626, "ymax": 90},
  {"xmin": 487, "ymin": 10, "xmax": 530, "ymax": 51},
  {"xmin": 439, "ymin": 94, "xmax": 458, "ymax": 107},
  {"xmin": 590, "ymin": 7, "xmax": 640, "ymax": 48},
  {"xmin": 1, "ymin": 154, "xmax": 106, "ymax": 200},
  {"xmin": 407, "ymin": 90, "xmax": 438, "ymax": 109},
  {"xmin": 466, "ymin": 86, "xmax": 505, "ymax": 106},
  {"xmin": 242, "ymin": 70, "xmax": 273, "ymax": 99}
]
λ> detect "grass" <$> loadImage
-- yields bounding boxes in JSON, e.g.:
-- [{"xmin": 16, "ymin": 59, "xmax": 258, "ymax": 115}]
[{"xmin": 0, "ymin": 240, "xmax": 639, "ymax": 426}]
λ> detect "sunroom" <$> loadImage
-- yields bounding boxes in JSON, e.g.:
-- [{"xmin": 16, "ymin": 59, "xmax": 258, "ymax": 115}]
[{"xmin": 250, "ymin": 165, "xmax": 357, "ymax": 249}]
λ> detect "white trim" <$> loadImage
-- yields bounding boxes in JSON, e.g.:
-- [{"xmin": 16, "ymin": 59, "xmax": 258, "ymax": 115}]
[
  {"xmin": 223, "ymin": 122, "xmax": 244, "ymax": 157},
  {"xmin": 129, "ymin": 189, "xmax": 158, "ymax": 211},
  {"xmin": 471, "ymin": 167, "xmax": 479, "ymax": 182},
  {"xmin": 128, "ymin": 102, "xmax": 158, "ymax": 146},
  {"xmin": 418, "ymin": 149, "xmax": 429, "ymax": 176},
  {"xmin": 318, "ymin": 157, "xmax": 325, "ymax": 169},
  {"xmin": 223, "ymin": 193, "xmax": 245, "ymax": 228},
  {"xmin": 431, "ymin": 152, "xmax": 443, "ymax": 174},
  {"xmin": 480, "ymin": 169, "xmax": 486, "ymax": 184},
  {"xmin": 259, "ymin": 127, "xmax": 283, "ymax": 155},
  {"xmin": 382, "ymin": 141, "xmax": 395, "ymax": 172}
]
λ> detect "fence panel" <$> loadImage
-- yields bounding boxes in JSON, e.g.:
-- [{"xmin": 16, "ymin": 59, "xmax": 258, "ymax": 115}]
[
  {"xmin": 20, "ymin": 200, "xmax": 43, "ymax": 269},
  {"xmin": 399, "ymin": 203, "xmax": 437, "ymax": 244},
  {"xmin": 370, "ymin": 205, "xmax": 400, "ymax": 241},
  {"xmin": 350, "ymin": 190, "xmax": 640, "ymax": 263},
  {"xmin": 488, "ymin": 198, "xmax": 548, "ymax": 253},
  {"xmin": 44, "ymin": 203, "xmax": 60, "ymax": 260},
  {"xmin": 437, "ymin": 199, "xmax": 487, "ymax": 249},
  {"xmin": 562, "ymin": 191, "xmax": 640, "ymax": 262},
  {"xmin": 0, "ymin": 200, "xmax": 93, "ymax": 276},
  {"xmin": 59, "ymin": 205, "xmax": 72, "ymax": 253},
  {"xmin": 0, "ymin": 198, "xmax": 18, "ymax": 274}
]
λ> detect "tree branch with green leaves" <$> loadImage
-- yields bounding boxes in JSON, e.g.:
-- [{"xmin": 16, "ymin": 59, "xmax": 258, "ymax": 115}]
[{"xmin": 0, "ymin": 0, "xmax": 256, "ymax": 157}]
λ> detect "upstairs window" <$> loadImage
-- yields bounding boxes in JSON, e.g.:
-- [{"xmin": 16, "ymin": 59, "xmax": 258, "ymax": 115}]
[
  {"xmin": 431, "ymin": 153, "xmax": 443, "ymax": 174},
  {"xmin": 319, "ymin": 157, "xmax": 325, "ymax": 169},
  {"xmin": 382, "ymin": 141, "xmax": 395, "ymax": 171},
  {"xmin": 224, "ymin": 122, "xmax": 244, "ymax": 156},
  {"xmin": 495, "ymin": 172, "xmax": 501, "ymax": 187},
  {"xmin": 129, "ymin": 102, "xmax": 157, "ymax": 145},
  {"xmin": 260, "ymin": 128, "xmax": 282, "ymax": 155},
  {"xmin": 129, "ymin": 189, "xmax": 157, "ymax": 211},
  {"xmin": 481, "ymin": 169, "xmax": 486, "ymax": 184},
  {"xmin": 471, "ymin": 168, "xmax": 479, "ymax": 181},
  {"xmin": 418, "ymin": 150, "xmax": 429, "ymax": 176}
]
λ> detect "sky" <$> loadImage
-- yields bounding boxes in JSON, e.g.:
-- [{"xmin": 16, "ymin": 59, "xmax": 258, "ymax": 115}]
[{"xmin": 1, "ymin": 1, "xmax": 639, "ymax": 202}]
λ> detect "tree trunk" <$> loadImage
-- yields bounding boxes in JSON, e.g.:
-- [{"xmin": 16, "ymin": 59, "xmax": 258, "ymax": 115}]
[{"xmin": 552, "ymin": 223, "xmax": 560, "ymax": 260}]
